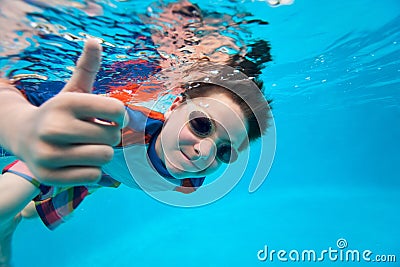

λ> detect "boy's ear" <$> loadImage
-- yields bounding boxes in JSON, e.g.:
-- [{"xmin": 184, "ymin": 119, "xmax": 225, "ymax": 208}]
[{"xmin": 164, "ymin": 95, "xmax": 184, "ymax": 119}]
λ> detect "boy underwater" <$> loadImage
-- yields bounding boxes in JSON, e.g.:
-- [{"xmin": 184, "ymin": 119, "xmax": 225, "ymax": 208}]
[
  {"xmin": 0, "ymin": 0, "xmax": 279, "ymax": 264},
  {"xmin": 0, "ymin": 38, "xmax": 271, "ymax": 266}
]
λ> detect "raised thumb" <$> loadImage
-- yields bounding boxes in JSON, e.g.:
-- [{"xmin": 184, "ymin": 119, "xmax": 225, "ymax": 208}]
[{"xmin": 61, "ymin": 38, "xmax": 102, "ymax": 94}]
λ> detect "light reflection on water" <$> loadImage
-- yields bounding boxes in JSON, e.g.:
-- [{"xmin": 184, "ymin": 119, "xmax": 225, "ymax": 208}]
[{"xmin": 0, "ymin": 1, "xmax": 269, "ymax": 77}]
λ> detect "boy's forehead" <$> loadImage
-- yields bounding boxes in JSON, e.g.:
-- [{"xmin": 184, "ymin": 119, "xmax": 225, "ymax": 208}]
[{"xmin": 187, "ymin": 94, "xmax": 243, "ymax": 121}]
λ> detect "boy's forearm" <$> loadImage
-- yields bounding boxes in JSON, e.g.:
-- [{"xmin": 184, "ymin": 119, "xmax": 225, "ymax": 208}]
[{"xmin": 0, "ymin": 172, "xmax": 39, "ymax": 222}]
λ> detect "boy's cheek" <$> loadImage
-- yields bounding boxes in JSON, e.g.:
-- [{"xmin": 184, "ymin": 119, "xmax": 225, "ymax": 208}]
[{"xmin": 177, "ymin": 125, "xmax": 197, "ymax": 144}]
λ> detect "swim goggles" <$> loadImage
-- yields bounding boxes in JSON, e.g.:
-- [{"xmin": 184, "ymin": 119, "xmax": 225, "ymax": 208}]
[{"xmin": 187, "ymin": 109, "xmax": 239, "ymax": 164}]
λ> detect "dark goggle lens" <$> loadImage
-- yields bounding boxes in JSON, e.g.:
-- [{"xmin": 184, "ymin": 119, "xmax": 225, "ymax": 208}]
[
  {"xmin": 189, "ymin": 111, "xmax": 213, "ymax": 137},
  {"xmin": 216, "ymin": 143, "xmax": 237, "ymax": 164},
  {"xmin": 189, "ymin": 110, "xmax": 238, "ymax": 164}
]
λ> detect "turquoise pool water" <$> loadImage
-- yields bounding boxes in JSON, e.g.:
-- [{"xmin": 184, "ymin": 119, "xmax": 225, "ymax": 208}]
[{"xmin": 1, "ymin": 0, "xmax": 399, "ymax": 266}]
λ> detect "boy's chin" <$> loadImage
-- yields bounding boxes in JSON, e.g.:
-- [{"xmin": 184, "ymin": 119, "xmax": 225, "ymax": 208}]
[{"xmin": 166, "ymin": 164, "xmax": 206, "ymax": 179}]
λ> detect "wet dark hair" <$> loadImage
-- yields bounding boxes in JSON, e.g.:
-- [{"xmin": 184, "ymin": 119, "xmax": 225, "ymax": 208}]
[
  {"xmin": 227, "ymin": 39, "xmax": 272, "ymax": 92},
  {"xmin": 168, "ymin": 1, "xmax": 274, "ymax": 144},
  {"xmin": 181, "ymin": 81, "xmax": 271, "ymax": 146},
  {"xmin": 180, "ymin": 40, "xmax": 274, "ymax": 145},
  {"xmin": 178, "ymin": 39, "xmax": 273, "ymax": 145}
]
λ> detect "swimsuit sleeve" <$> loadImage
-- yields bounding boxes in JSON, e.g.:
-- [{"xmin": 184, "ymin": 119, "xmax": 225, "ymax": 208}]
[
  {"xmin": 34, "ymin": 186, "xmax": 90, "ymax": 230},
  {"xmin": 2, "ymin": 160, "xmax": 52, "ymax": 196},
  {"xmin": 174, "ymin": 177, "xmax": 206, "ymax": 194},
  {"xmin": 2, "ymin": 160, "xmax": 120, "ymax": 230},
  {"xmin": 14, "ymin": 80, "xmax": 66, "ymax": 106},
  {"xmin": 34, "ymin": 175, "xmax": 119, "ymax": 230}
]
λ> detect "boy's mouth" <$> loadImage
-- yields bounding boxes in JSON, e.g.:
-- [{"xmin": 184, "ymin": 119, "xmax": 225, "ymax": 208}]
[{"xmin": 180, "ymin": 150, "xmax": 202, "ymax": 171}]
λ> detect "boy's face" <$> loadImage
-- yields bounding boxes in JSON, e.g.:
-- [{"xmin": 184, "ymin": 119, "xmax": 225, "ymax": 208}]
[{"xmin": 155, "ymin": 92, "xmax": 248, "ymax": 179}]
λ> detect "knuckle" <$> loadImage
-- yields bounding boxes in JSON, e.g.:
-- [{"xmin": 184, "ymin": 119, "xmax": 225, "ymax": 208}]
[
  {"xmin": 83, "ymin": 168, "xmax": 102, "ymax": 183},
  {"xmin": 101, "ymin": 146, "xmax": 114, "ymax": 163},
  {"xmin": 109, "ymin": 130, "xmax": 121, "ymax": 146},
  {"xmin": 46, "ymin": 93, "xmax": 73, "ymax": 109},
  {"xmin": 34, "ymin": 167, "xmax": 59, "ymax": 185},
  {"xmin": 37, "ymin": 123, "xmax": 64, "ymax": 140},
  {"xmin": 35, "ymin": 112, "xmax": 71, "ymax": 141},
  {"xmin": 108, "ymin": 98, "xmax": 126, "ymax": 117},
  {"xmin": 35, "ymin": 145, "xmax": 58, "ymax": 165}
]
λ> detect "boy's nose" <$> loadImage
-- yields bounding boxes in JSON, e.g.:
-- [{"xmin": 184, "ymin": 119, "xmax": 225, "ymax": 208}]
[{"xmin": 193, "ymin": 138, "xmax": 215, "ymax": 162}]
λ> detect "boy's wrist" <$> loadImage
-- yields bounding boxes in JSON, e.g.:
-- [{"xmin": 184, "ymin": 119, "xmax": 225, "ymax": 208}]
[
  {"xmin": 0, "ymin": 89, "xmax": 37, "ymax": 159},
  {"xmin": 7, "ymin": 103, "xmax": 38, "ymax": 162}
]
